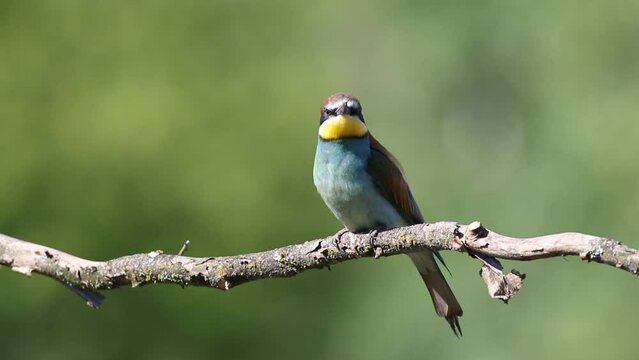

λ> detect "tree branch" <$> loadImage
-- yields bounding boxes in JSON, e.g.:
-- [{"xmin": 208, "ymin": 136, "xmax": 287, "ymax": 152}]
[{"xmin": 1, "ymin": 221, "xmax": 638, "ymax": 307}]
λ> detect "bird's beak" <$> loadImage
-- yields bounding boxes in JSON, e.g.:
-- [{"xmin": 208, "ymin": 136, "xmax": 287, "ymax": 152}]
[{"xmin": 318, "ymin": 114, "xmax": 368, "ymax": 140}]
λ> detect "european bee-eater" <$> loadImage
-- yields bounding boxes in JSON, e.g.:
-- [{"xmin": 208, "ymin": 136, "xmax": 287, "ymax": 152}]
[{"xmin": 313, "ymin": 93, "xmax": 463, "ymax": 335}]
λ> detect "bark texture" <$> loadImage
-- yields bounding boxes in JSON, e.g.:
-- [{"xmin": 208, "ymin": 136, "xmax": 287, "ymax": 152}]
[{"xmin": 1, "ymin": 221, "xmax": 637, "ymax": 307}]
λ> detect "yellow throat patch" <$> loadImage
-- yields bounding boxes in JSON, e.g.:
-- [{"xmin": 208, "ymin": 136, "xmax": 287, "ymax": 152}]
[{"xmin": 318, "ymin": 115, "xmax": 368, "ymax": 140}]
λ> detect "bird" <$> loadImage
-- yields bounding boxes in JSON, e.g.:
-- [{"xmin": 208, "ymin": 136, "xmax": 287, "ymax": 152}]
[{"xmin": 313, "ymin": 92, "xmax": 463, "ymax": 335}]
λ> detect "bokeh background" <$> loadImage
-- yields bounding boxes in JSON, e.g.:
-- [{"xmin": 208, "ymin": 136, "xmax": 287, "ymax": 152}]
[{"xmin": 1, "ymin": 1, "xmax": 638, "ymax": 359}]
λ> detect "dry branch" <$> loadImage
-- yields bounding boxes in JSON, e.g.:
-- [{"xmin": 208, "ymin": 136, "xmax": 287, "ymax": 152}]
[{"xmin": 1, "ymin": 221, "xmax": 638, "ymax": 307}]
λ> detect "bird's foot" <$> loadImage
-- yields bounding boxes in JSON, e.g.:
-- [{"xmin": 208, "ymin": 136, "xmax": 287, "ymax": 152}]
[
  {"xmin": 332, "ymin": 228, "xmax": 349, "ymax": 248},
  {"xmin": 367, "ymin": 230, "xmax": 381, "ymax": 258}
]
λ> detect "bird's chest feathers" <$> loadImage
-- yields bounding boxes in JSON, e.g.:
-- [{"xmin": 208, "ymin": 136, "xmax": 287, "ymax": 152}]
[
  {"xmin": 314, "ymin": 138, "xmax": 406, "ymax": 231},
  {"xmin": 315, "ymin": 146, "xmax": 368, "ymax": 205}
]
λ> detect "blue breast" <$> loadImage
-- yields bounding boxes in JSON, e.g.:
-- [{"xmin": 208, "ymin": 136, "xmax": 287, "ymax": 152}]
[{"xmin": 313, "ymin": 138, "xmax": 407, "ymax": 232}]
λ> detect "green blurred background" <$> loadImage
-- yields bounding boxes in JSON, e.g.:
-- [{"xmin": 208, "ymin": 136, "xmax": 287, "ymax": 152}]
[{"xmin": 1, "ymin": 1, "xmax": 638, "ymax": 359}]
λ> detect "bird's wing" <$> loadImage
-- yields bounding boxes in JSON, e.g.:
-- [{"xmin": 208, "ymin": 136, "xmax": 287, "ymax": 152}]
[
  {"xmin": 367, "ymin": 134, "xmax": 424, "ymax": 224},
  {"xmin": 368, "ymin": 133, "xmax": 452, "ymax": 273}
]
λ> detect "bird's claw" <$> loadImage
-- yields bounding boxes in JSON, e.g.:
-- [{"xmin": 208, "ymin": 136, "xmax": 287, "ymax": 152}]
[
  {"xmin": 332, "ymin": 228, "xmax": 349, "ymax": 248},
  {"xmin": 368, "ymin": 230, "xmax": 379, "ymax": 256}
]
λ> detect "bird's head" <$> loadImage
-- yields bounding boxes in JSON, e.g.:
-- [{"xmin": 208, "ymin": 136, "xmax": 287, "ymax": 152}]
[{"xmin": 318, "ymin": 93, "xmax": 368, "ymax": 140}]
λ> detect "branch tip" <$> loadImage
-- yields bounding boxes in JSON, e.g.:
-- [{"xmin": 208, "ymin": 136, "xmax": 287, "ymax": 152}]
[
  {"xmin": 178, "ymin": 240, "xmax": 190, "ymax": 256},
  {"xmin": 466, "ymin": 221, "xmax": 488, "ymax": 240}
]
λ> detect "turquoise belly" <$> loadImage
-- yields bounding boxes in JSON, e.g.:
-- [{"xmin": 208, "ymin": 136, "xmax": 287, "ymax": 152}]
[{"xmin": 313, "ymin": 138, "xmax": 406, "ymax": 232}]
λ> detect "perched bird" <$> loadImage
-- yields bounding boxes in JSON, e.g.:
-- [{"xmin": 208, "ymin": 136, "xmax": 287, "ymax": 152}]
[{"xmin": 313, "ymin": 92, "xmax": 463, "ymax": 335}]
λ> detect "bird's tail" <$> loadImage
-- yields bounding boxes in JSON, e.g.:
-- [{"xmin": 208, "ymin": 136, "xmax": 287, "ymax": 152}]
[
  {"xmin": 63, "ymin": 283, "xmax": 104, "ymax": 308},
  {"xmin": 408, "ymin": 251, "xmax": 463, "ymax": 336}
]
